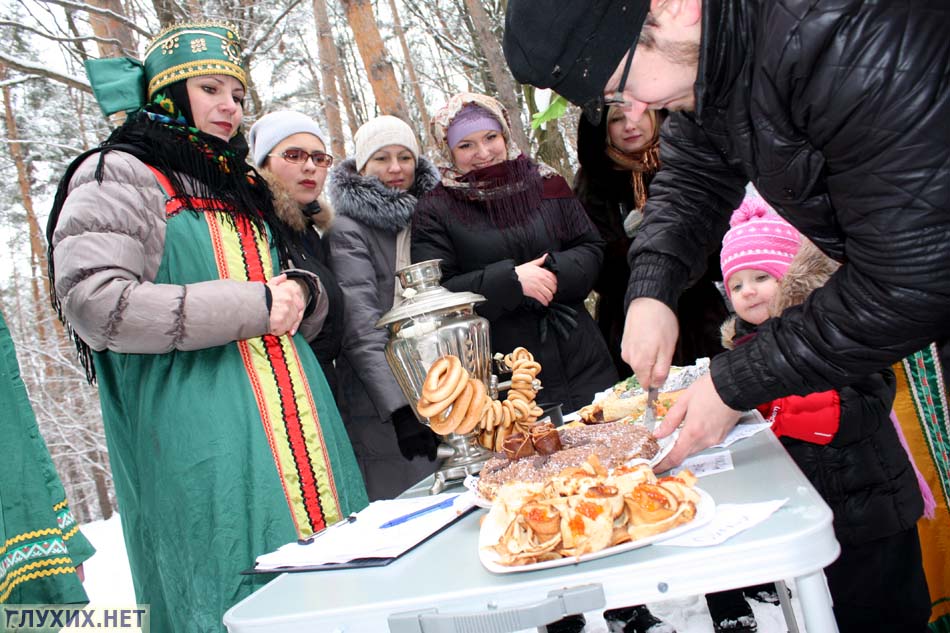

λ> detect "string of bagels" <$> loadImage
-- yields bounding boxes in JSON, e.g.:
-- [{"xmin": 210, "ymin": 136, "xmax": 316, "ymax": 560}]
[{"xmin": 417, "ymin": 347, "xmax": 544, "ymax": 450}]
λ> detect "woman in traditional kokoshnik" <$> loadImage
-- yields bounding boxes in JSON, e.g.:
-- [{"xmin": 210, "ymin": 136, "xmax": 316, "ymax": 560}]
[{"xmin": 47, "ymin": 22, "xmax": 367, "ymax": 631}]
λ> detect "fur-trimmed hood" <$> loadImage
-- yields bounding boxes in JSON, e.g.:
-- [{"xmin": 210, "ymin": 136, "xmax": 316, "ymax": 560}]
[
  {"xmin": 326, "ymin": 155, "xmax": 440, "ymax": 232},
  {"xmin": 721, "ymin": 239, "xmax": 840, "ymax": 348},
  {"xmin": 259, "ymin": 168, "xmax": 335, "ymax": 234}
]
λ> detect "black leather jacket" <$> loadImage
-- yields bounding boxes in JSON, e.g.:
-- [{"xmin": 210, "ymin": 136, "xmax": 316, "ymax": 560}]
[{"xmin": 626, "ymin": 0, "xmax": 950, "ymax": 410}]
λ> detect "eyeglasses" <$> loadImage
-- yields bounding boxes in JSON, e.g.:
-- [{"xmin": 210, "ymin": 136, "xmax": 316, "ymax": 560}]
[
  {"xmin": 582, "ymin": 41, "xmax": 637, "ymax": 125},
  {"xmin": 272, "ymin": 149, "xmax": 334, "ymax": 168}
]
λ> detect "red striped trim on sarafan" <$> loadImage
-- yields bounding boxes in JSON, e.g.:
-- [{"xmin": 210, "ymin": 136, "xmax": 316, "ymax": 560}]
[{"xmin": 148, "ymin": 168, "xmax": 342, "ymax": 538}]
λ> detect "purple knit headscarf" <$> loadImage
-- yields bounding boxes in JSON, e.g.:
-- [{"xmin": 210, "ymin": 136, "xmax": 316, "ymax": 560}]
[{"xmin": 446, "ymin": 104, "xmax": 503, "ymax": 149}]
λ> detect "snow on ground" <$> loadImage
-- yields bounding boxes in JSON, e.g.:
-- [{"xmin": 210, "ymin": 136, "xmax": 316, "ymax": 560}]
[
  {"xmin": 78, "ymin": 515, "xmax": 805, "ymax": 632},
  {"xmin": 79, "ymin": 515, "xmax": 136, "ymax": 606}
]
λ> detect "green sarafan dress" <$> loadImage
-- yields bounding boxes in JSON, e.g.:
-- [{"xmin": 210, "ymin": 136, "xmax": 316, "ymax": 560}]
[
  {"xmin": 91, "ymin": 173, "xmax": 368, "ymax": 632},
  {"xmin": 0, "ymin": 310, "xmax": 95, "ymax": 605}
]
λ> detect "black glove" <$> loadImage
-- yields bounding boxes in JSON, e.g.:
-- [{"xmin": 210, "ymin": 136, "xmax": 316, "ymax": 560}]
[
  {"xmin": 539, "ymin": 302, "xmax": 578, "ymax": 343},
  {"xmin": 390, "ymin": 405, "xmax": 439, "ymax": 461}
]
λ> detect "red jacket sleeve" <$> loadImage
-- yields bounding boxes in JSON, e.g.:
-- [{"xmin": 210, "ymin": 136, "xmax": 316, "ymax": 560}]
[{"xmin": 757, "ymin": 390, "xmax": 841, "ymax": 445}]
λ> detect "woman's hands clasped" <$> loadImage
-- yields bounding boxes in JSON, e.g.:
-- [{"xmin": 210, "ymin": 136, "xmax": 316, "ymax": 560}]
[
  {"xmin": 516, "ymin": 254, "xmax": 557, "ymax": 306},
  {"xmin": 267, "ymin": 273, "xmax": 307, "ymax": 336}
]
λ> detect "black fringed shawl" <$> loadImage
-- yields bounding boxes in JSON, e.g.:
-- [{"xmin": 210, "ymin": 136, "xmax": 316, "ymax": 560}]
[{"xmin": 46, "ymin": 104, "xmax": 278, "ymax": 383}]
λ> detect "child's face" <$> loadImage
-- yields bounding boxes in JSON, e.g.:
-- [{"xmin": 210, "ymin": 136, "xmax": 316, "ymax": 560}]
[{"xmin": 727, "ymin": 269, "xmax": 779, "ymax": 325}]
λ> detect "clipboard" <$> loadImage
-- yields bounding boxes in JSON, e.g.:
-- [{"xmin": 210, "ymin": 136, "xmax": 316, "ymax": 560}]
[{"xmin": 245, "ymin": 493, "xmax": 477, "ymax": 574}]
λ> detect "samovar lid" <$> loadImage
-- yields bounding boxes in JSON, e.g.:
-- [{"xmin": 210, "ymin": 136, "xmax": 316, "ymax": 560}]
[{"xmin": 376, "ymin": 260, "xmax": 485, "ymax": 328}]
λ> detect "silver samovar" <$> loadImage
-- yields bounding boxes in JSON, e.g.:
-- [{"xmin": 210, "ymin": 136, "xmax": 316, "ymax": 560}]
[{"xmin": 376, "ymin": 260, "xmax": 494, "ymax": 493}]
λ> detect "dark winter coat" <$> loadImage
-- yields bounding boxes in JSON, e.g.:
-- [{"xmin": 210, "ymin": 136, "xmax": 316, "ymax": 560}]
[
  {"xmin": 626, "ymin": 0, "xmax": 950, "ymax": 412},
  {"xmin": 265, "ymin": 175, "xmax": 344, "ymax": 399},
  {"xmin": 722, "ymin": 241, "xmax": 922, "ymax": 545},
  {"xmin": 411, "ymin": 170, "xmax": 618, "ymax": 413},
  {"xmin": 326, "ymin": 156, "xmax": 441, "ymax": 499},
  {"xmin": 573, "ymin": 115, "xmax": 727, "ymax": 376}
]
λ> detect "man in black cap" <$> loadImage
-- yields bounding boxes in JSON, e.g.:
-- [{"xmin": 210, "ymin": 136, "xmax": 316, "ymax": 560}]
[{"xmin": 504, "ymin": 0, "xmax": 950, "ymax": 469}]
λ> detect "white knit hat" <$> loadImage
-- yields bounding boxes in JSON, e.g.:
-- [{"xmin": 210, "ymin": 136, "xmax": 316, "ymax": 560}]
[
  {"xmin": 248, "ymin": 110, "xmax": 329, "ymax": 167},
  {"xmin": 354, "ymin": 115, "xmax": 419, "ymax": 172}
]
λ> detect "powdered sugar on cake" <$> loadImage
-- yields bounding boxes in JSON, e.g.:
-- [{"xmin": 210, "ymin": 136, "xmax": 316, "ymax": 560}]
[{"xmin": 477, "ymin": 421, "xmax": 660, "ymax": 500}]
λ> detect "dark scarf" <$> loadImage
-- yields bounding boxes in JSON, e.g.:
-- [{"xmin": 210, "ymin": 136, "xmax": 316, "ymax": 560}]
[
  {"xmin": 424, "ymin": 155, "xmax": 585, "ymax": 242},
  {"xmin": 46, "ymin": 85, "xmax": 277, "ymax": 382}
]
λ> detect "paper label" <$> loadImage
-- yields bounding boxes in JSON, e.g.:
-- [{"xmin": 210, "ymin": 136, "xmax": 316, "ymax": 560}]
[
  {"xmin": 671, "ymin": 450, "xmax": 734, "ymax": 477},
  {"xmin": 714, "ymin": 421, "xmax": 772, "ymax": 448},
  {"xmin": 661, "ymin": 499, "xmax": 788, "ymax": 547}
]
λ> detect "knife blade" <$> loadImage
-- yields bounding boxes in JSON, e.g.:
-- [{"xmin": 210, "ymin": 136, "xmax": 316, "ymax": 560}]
[{"xmin": 642, "ymin": 386, "xmax": 659, "ymax": 430}]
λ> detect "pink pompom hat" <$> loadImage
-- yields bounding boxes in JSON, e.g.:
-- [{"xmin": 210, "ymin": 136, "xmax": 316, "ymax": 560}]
[{"xmin": 720, "ymin": 197, "xmax": 802, "ymax": 295}]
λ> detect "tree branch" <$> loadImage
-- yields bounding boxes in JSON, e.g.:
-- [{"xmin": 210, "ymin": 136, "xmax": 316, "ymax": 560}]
[
  {"xmin": 38, "ymin": 0, "xmax": 152, "ymax": 37},
  {"xmin": 243, "ymin": 0, "xmax": 305, "ymax": 59},
  {"xmin": 0, "ymin": 20, "xmax": 126, "ymax": 49},
  {"xmin": 0, "ymin": 53, "xmax": 91, "ymax": 93}
]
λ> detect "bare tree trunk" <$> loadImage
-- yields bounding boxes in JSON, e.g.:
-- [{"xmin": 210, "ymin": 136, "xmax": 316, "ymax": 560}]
[
  {"xmin": 93, "ymin": 456, "xmax": 113, "ymax": 520},
  {"xmin": 150, "ymin": 0, "xmax": 178, "ymax": 27},
  {"xmin": 65, "ymin": 458, "xmax": 91, "ymax": 522},
  {"xmin": 338, "ymin": 72, "xmax": 360, "ymax": 139},
  {"xmin": 339, "ymin": 33, "xmax": 367, "ymax": 129},
  {"xmin": 0, "ymin": 66, "xmax": 65, "ymax": 344},
  {"xmin": 523, "ymin": 85, "xmax": 571, "ymax": 178},
  {"xmin": 456, "ymin": 0, "xmax": 494, "ymax": 92},
  {"xmin": 313, "ymin": 0, "xmax": 347, "ymax": 157},
  {"xmin": 339, "ymin": 0, "xmax": 411, "ymax": 122},
  {"xmin": 385, "ymin": 0, "xmax": 431, "ymax": 145},
  {"xmin": 461, "ymin": 0, "xmax": 530, "ymax": 152},
  {"xmin": 425, "ymin": 4, "xmax": 480, "ymax": 91},
  {"xmin": 86, "ymin": 0, "xmax": 136, "ymax": 57}
]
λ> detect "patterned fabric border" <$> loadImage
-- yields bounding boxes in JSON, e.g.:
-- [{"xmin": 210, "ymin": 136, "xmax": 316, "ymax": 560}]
[
  {"xmin": 203, "ymin": 205, "xmax": 342, "ymax": 539},
  {"xmin": 902, "ymin": 343, "xmax": 950, "ymax": 511},
  {"xmin": 146, "ymin": 167, "xmax": 343, "ymax": 538},
  {"xmin": 0, "ymin": 527, "xmax": 74, "ymax": 603}
]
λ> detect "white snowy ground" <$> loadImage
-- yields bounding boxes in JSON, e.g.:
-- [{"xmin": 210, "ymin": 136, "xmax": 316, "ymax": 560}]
[{"xmin": 79, "ymin": 516, "xmax": 805, "ymax": 632}]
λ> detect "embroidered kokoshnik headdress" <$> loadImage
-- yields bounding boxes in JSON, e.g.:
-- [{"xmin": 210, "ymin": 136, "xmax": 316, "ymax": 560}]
[{"xmin": 84, "ymin": 21, "xmax": 247, "ymax": 117}]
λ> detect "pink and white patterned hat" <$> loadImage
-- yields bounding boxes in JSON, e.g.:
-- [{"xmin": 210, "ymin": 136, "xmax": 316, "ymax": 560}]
[{"xmin": 720, "ymin": 197, "xmax": 801, "ymax": 294}]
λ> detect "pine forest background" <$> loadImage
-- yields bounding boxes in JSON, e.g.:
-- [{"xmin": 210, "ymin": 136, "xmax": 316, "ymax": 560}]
[{"xmin": 0, "ymin": 0, "xmax": 584, "ymax": 522}]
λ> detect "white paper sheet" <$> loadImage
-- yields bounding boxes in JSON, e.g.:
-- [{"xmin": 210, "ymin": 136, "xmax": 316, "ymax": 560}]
[
  {"xmin": 254, "ymin": 492, "xmax": 477, "ymax": 570},
  {"xmin": 661, "ymin": 499, "xmax": 788, "ymax": 547}
]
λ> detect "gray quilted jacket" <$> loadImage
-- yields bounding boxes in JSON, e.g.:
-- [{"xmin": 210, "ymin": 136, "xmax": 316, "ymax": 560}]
[
  {"xmin": 51, "ymin": 150, "xmax": 326, "ymax": 353},
  {"xmin": 325, "ymin": 156, "xmax": 440, "ymax": 422}
]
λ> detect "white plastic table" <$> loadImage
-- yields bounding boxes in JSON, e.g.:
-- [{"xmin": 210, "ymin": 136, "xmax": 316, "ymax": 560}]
[{"xmin": 224, "ymin": 430, "xmax": 840, "ymax": 633}]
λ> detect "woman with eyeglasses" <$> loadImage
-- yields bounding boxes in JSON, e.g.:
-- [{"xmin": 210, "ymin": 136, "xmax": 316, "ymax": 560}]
[
  {"xmin": 325, "ymin": 115, "xmax": 442, "ymax": 500},
  {"xmin": 46, "ymin": 24, "xmax": 367, "ymax": 630},
  {"xmin": 249, "ymin": 110, "xmax": 346, "ymax": 405}
]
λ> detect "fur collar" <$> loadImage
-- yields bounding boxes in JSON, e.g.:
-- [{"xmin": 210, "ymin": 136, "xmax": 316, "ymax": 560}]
[
  {"xmin": 326, "ymin": 155, "xmax": 440, "ymax": 232},
  {"xmin": 259, "ymin": 169, "xmax": 335, "ymax": 234},
  {"xmin": 721, "ymin": 239, "xmax": 840, "ymax": 349}
]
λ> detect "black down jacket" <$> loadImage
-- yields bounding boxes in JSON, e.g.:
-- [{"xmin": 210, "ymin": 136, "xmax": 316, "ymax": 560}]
[
  {"xmin": 412, "ymin": 175, "xmax": 618, "ymax": 413},
  {"xmin": 626, "ymin": 0, "xmax": 950, "ymax": 411},
  {"xmin": 722, "ymin": 240, "xmax": 922, "ymax": 546}
]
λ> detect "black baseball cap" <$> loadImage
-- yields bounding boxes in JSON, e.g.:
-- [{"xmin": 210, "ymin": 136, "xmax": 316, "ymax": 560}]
[{"xmin": 503, "ymin": 0, "xmax": 650, "ymax": 123}]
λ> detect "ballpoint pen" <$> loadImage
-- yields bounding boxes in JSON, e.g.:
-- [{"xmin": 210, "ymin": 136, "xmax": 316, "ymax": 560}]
[
  {"xmin": 379, "ymin": 496, "xmax": 457, "ymax": 529},
  {"xmin": 298, "ymin": 512, "xmax": 357, "ymax": 545}
]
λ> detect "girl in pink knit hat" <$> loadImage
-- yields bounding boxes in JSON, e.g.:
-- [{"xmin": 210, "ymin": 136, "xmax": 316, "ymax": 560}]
[
  {"xmin": 720, "ymin": 196, "xmax": 931, "ymax": 632},
  {"xmin": 720, "ymin": 196, "xmax": 802, "ymax": 325}
]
